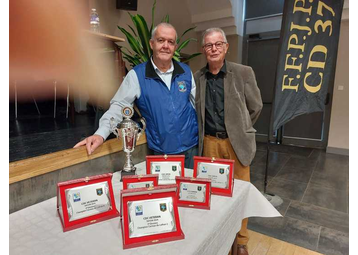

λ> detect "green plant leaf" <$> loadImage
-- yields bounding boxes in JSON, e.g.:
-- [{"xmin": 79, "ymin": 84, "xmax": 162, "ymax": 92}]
[
  {"xmin": 172, "ymin": 55, "xmax": 180, "ymax": 62},
  {"xmin": 177, "ymin": 38, "xmax": 197, "ymax": 52},
  {"xmin": 177, "ymin": 26, "xmax": 196, "ymax": 44},
  {"xmin": 118, "ymin": 26, "xmax": 144, "ymax": 55},
  {"xmin": 161, "ymin": 14, "xmax": 169, "ymax": 23},
  {"xmin": 128, "ymin": 25, "xmax": 138, "ymax": 37},
  {"xmin": 181, "ymin": 53, "xmax": 202, "ymax": 63},
  {"xmin": 132, "ymin": 15, "xmax": 152, "ymax": 59},
  {"xmin": 150, "ymin": 0, "xmax": 156, "ymax": 34}
]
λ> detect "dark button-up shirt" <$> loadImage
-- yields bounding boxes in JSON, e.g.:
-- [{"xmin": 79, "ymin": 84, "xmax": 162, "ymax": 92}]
[{"xmin": 204, "ymin": 61, "xmax": 227, "ymax": 135}]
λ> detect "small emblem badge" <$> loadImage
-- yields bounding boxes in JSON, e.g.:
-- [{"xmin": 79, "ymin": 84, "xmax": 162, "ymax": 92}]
[
  {"xmin": 219, "ymin": 168, "xmax": 225, "ymax": 174},
  {"xmin": 197, "ymin": 186, "xmax": 202, "ymax": 191},
  {"xmin": 96, "ymin": 188, "xmax": 103, "ymax": 196},
  {"xmin": 122, "ymin": 106, "xmax": 134, "ymax": 118},
  {"xmin": 155, "ymin": 165, "xmax": 161, "ymax": 172},
  {"xmin": 172, "ymin": 165, "xmax": 177, "ymax": 172},
  {"xmin": 177, "ymin": 81, "xmax": 187, "ymax": 92},
  {"xmin": 135, "ymin": 205, "xmax": 143, "ymax": 216},
  {"xmin": 73, "ymin": 192, "xmax": 81, "ymax": 202},
  {"xmin": 160, "ymin": 203, "xmax": 167, "ymax": 212},
  {"xmin": 201, "ymin": 166, "xmax": 207, "ymax": 173}
]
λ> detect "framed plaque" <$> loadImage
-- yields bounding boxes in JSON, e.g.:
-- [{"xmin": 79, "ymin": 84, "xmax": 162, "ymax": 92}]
[
  {"xmin": 122, "ymin": 174, "xmax": 159, "ymax": 190},
  {"xmin": 146, "ymin": 155, "xmax": 185, "ymax": 185},
  {"xmin": 120, "ymin": 184, "xmax": 184, "ymax": 249},
  {"xmin": 175, "ymin": 176, "xmax": 211, "ymax": 210},
  {"xmin": 57, "ymin": 173, "xmax": 119, "ymax": 232},
  {"xmin": 193, "ymin": 156, "xmax": 234, "ymax": 197}
]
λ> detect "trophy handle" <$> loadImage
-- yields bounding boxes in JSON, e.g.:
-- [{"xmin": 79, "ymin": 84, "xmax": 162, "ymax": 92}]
[
  {"xmin": 110, "ymin": 117, "xmax": 120, "ymax": 138},
  {"xmin": 137, "ymin": 117, "xmax": 146, "ymax": 141}
]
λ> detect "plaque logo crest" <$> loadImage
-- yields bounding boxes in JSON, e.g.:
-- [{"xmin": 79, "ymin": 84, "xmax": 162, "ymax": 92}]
[
  {"xmin": 197, "ymin": 186, "xmax": 202, "ymax": 191},
  {"xmin": 177, "ymin": 81, "xmax": 187, "ymax": 92},
  {"xmin": 145, "ymin": 183, "xmax": 150, "ymax": 188},
  {"xmin": 73, "ymin": 192, "xmax": 81, "ymax": 202},
  {"xmin": 219, "ymin": 168, "xmax": 225, "ymax": 174},
  {"xmin": 155, "ymin": 165, "xmax": 161, "ymax": 172},
  {"xmin": 160, "ymin": 203, "xmax": 167, "ymax": 212},
  {"xmin": 172, "ymin": 165, "xmax": 177, "ymax": 172},
  {"xmin": 182, "ymin": 184, "xmax": 187, "ymax": 190},
  {"xmin": 96, "ymin": 188, "xmax": 103, "ymax": 196},
  {"xmin": 201, "ymin": 166, "xmax": 207, "ymax": 173},
  {"xmin": 135, "ymin": 205, "xmax": 143, "ymax": 216}
]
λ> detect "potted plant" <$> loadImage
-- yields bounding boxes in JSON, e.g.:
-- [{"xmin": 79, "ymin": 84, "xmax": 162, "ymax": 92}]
[{"xmin": 118, "ymin": 0, "xmax": 201, "ymax": 67}]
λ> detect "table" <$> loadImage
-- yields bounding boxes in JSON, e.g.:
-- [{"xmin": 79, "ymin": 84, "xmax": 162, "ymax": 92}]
[{"xmin": 9, "ymin": 162, "xmax": 281, "ymax": 255}]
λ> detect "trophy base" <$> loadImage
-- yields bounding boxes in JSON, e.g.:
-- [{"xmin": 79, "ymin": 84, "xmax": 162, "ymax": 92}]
[{"xmin": 120, "ymin": 168, "xmax": 136, "ymax": 181}]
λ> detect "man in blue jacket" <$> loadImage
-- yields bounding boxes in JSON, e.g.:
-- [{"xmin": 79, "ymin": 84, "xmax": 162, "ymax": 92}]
[{"xmin": 74, "ymin": 23, "xmax": 198, "ymax": 168}]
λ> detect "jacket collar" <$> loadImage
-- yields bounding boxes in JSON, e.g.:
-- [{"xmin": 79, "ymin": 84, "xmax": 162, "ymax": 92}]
[{"xmin": 145, "ymin": 58, "xmax": 185, "ymax": 80}]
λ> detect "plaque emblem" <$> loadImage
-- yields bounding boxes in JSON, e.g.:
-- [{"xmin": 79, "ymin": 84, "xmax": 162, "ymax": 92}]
[
  {"xmin": 177, "ymin": 81, "xmax": 187, "ymax": 92},
  {"xmin": 219, "ymin": 168, "xmax": 225, "ymax": 174},
  {"xmin": 172, "ymin": 165, "xmax": 177, "ymax": 172},
  {"xmin": 73, "ymin": 192, "xmax": 81, "ymax": 202},
  {"xmin": 160, "ymin": 203, "xmax": 167, "ymax": 212},
  {"xmin": 201, "ymin": 166, "xmax": 207, "ymax": 173},
  {"xmin": 197, "ymin": 186, "xmax": 202, "ymax": 191},
  {"xmin": 96, "ymin": 188, "xmax": 103, "ymax": 196},
  {"xmin": 135, "ymin": 205, "xmax": 143, "ymax": 216},
  {"xmin": 145, "ymin": 183, "xmax": 150, "ymax": 188},
  {"xmin": 182, "ymin": 184, "xmax": 187, "ymax": 190},
  {"xmin": 155, "ymin": 165, "xmax": 161, "ymax": 172}
]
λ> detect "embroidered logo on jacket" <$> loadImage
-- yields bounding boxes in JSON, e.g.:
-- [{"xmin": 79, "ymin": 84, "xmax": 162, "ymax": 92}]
[{"xmin": 177, "ymin": 81, "xmax": 187, "ymax": 92}]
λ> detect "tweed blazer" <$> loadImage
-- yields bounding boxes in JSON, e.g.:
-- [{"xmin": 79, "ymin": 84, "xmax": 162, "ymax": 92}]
[{"xmin": 194, "ymin": 61, "xmax": 263, "ymax": 166}]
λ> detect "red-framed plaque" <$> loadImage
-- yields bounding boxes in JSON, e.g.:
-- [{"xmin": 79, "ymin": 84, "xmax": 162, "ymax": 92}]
[
  {"xmin": 175, "ymin": 176, "xmax": 211, "ymax": 210},
  {"xmin": 146, "ymin": 155, "xmax": 185, "ymax": 185},
  {"xmin": 57, "ymin": 173, "xmax": 119, "ymax": 232},
  {"xmin": 193, "ymin": 156, "xmax": 234, "ymax": 197},
  {"xmin": 122, "ymin": 174, "xmax": 159, "ymax": 190},
  {"xmin": 120, "ymin": 184, "xmax": 184, "ymax": 249}
]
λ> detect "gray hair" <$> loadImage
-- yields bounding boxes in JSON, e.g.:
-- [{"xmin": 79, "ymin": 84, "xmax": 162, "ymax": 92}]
[
  {"xmin": 201, "ymin": 27, "xmax": 227, "ymax": 45},
  {"xmin": 151, "ymin": 23, "xmax": 178, "ymax": 42}
]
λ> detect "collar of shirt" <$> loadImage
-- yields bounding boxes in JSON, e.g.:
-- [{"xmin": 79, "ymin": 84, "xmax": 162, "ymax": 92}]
[
  {"xmin": 205, "ymin": 60, "xmax": 227, "ymax": 78},
  {"xmin": 149, "ymin": 57, "xmax": 174, "ymax": 91},
  {"xmin": 150, "ymin": 57, "xmax": 174, "ymax": 75}
]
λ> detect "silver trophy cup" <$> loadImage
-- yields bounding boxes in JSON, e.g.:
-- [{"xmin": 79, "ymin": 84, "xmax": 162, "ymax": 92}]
[{"xmin": 110, "ymin": 106, "xmax": 146, "ymax": 175}]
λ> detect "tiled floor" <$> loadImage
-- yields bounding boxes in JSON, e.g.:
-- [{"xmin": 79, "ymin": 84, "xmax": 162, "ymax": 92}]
[{"xmin": 248, "ymin": 142, "xmax": 349, "ymax": 255}]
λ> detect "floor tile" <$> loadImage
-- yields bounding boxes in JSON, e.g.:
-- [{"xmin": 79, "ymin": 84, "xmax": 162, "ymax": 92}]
[
  {"xmin": 317, "ymin": 227, "xmax": 349, "ymax": 255},
  {"xmin": 302, "ymin": 183, "xmax": 348, "ymax": 213},
  {"xmin": 282, "ymin": 157, "xmax": 318, "ymax": 171},
  {"xmin": 280, "ymin": 217, "xmax": 321, "ymax": 251},
  {"xmin": 275, "ymin": 166, "xmax": 314, "ymax": 183},
  {"xmin": 286, "ymin": 200, "xmax": 349, "ymax": 233},
  {"xmin": 316, "ymin": 153, "xmax": 349, "ymax": 175},
  {"xmin": 310, "ymin": 171, "xmax": 348, "ymax": 191},
  {"xmin": 267, "ymin": 178, "xmax": 308, "ymax": 201},
  {"xmin": 251, "ymin": 150, "xmax": 267, "ymax": 165},
  {"xmin": 250, "ymin": 172, "xmax": 273, "ymax": 192},
  {"xmin": 250, "ymin": 163, "xmax": 282, "ymax": 177},
  {"xmin": 248, "ymin": 216, "xmax": 321, "ymax": 251}
]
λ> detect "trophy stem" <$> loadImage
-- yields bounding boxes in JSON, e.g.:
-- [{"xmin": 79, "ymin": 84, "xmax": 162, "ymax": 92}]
[{"xmin": 123, "ymin": 151, "xmax": 136, "ymax": 172}]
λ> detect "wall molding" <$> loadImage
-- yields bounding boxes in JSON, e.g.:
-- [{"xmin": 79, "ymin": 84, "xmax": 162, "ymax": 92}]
[{"xmin": 326, "ymin": 146, "xmax": 349, "ymax": 156}]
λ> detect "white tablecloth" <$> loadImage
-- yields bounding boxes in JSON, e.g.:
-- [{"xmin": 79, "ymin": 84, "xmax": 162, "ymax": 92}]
[{"xmin": 10, "ymin": 162, "xmax": 281, "ymax": 255}]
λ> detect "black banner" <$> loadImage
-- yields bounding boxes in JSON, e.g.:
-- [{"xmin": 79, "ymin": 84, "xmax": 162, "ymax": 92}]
[{"xmin": 272, "ymin": 0, "xmax": 344, "ymax": 131}]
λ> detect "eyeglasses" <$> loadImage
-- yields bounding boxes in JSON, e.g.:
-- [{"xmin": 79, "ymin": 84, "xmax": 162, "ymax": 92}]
[
  {"xmin": 155, "ymin": 38, "xmax": 176, "ymax": 46},
  {"xmin": 203, "ymin": 41, "xmax": 227, "ymax": 51}
]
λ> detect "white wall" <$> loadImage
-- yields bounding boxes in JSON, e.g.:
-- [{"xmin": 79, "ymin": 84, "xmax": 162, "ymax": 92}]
[{"xmin": 327, "ymin": 20, "xmax": 349, "ymax": 154}]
